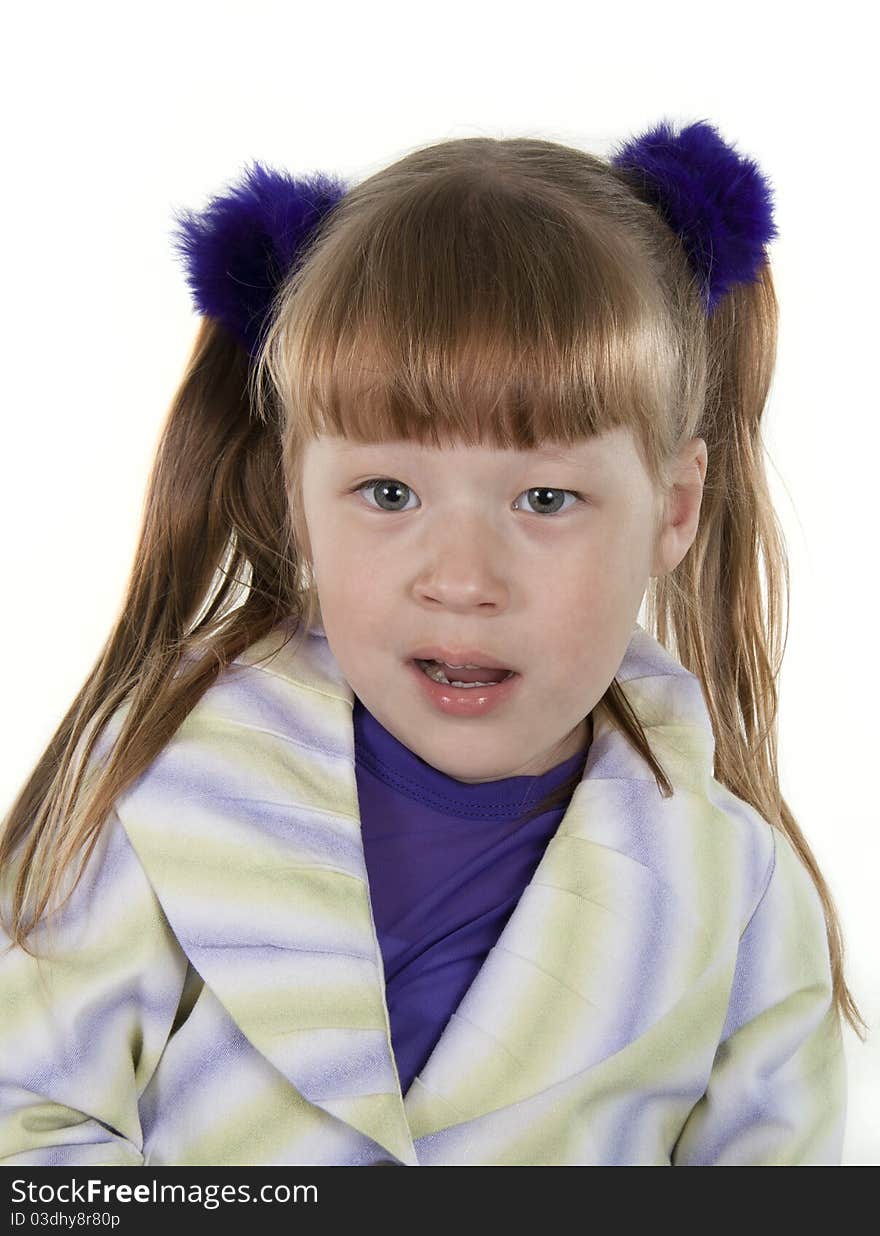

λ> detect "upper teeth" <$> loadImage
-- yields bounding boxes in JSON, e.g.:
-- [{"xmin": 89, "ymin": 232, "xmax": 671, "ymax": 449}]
[{"xmin": 443, "ymin": 662, "xmax": 481, "ymax": 669}]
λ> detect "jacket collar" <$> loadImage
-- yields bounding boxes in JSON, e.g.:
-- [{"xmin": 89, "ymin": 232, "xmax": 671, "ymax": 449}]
[{"xmin": 112, "ymin": 618, "xmax": 716, "ymax": 1166}]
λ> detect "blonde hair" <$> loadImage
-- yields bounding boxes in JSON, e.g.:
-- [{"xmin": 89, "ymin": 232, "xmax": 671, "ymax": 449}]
[{"xmin": 1, "ymin": 135, "xmax": 866, "ymax": 1041}]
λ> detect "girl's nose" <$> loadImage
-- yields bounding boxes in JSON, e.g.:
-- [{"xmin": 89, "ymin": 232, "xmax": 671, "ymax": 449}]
[{"xmin": 413, "ymin": 551, "xmax": 509, "ymax": 612}]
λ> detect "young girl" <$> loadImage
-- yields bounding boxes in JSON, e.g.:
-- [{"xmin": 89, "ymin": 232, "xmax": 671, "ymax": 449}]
[{"xmin": 0, "ymin": 118, "xmax": 864, "ymax": 1168}]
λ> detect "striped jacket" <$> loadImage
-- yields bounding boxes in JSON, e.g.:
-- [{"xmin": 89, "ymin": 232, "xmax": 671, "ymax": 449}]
[{"xmin": 0, "ymin": 621, "xmax": 847, "ymax": 1166}]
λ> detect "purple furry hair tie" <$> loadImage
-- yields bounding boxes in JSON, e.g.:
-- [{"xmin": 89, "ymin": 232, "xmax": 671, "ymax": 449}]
[
  {"xmin": 170, "ymin": 120, "xmax": 777, "ymax": 357},
  {"xmin": 610, "ymin": 118, "xmax": 779, "ymax": 313},
  {"xmin": 170, "ymin": 160, "xmax": 349, "ymax": 358}
]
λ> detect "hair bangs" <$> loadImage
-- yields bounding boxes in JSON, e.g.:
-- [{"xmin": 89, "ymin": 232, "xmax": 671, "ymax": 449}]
[{"xmin": 256, "ymin": 144, "xmax": 681, "ymax": 474}]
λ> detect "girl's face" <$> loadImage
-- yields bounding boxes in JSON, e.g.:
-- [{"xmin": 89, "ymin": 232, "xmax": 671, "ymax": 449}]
[{"xmin": 299, "ymin": 426, "xmax": 692, "ymax": 784}]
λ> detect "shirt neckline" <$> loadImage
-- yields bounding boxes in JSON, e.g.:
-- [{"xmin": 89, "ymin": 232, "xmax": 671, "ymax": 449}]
[{"xmin": 352, "ymin": 695, "xmax": 590, "ymax": 821}]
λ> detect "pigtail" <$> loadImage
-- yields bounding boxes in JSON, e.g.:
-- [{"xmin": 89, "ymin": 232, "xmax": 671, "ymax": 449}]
[
  {"xmin": 0, "ymin": 317, "xmax": 317, "ymax": 953},
  {"xmin": 642, "ymin": 262, "xmax": 867, "ymax": 1040}
]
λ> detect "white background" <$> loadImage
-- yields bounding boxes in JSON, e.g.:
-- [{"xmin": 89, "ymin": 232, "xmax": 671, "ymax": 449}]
[{"xmin": 1, "ymin": 1, "xmax": 877, "ymax": 1164}]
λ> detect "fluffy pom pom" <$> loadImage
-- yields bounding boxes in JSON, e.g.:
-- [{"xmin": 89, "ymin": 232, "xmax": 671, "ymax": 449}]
[
  {"xmin": 170, "ymin": 161, "xmax": 348, "ymax": 357},
  {"xmin": 609, "ymin": 118, "xmax": 779, "ymax": 313}
]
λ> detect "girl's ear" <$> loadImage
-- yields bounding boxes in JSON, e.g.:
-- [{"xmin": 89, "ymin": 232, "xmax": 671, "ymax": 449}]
[{"xmin": 650, "ymin": 437, "xmax": 707, "ymax": 578}]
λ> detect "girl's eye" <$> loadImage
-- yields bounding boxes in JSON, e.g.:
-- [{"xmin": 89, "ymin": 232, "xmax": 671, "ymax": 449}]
[
  {"xmin": 351, "ymin": 478, "xmax": 583, "ymax": 516},
  {"xmin": 513, "ymin": 487, "xmax": 583, "ymax": 516}
]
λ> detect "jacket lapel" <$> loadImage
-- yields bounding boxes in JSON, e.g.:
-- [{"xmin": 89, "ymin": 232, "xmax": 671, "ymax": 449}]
[
  {"xmin": 109, "ymin": 618, "xmax": 718, "ymax": 1162},
  {"xmin": 111, "ymin": 622, "xmax": 419, "ymax": 1166}
]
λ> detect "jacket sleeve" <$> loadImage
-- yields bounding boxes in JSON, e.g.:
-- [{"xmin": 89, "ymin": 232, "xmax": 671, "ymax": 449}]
[
  {"xmin": 671, "ymin": 824, "xmax": 848, "ymax": 1166},
  {"xmin": 0, "ymin": 808, "xmax": 190, "ymax": 1166}
]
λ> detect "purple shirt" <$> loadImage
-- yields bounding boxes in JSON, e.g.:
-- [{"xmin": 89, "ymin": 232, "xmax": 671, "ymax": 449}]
[{"xmin": 353, "ymin": 695, "xmax": 588, "ymax": 1096}]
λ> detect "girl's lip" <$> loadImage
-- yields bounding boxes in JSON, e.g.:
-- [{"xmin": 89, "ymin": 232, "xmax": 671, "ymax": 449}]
[{"xmin": 407, "ymin": 658, "xmax": 521, "ymax": 718}]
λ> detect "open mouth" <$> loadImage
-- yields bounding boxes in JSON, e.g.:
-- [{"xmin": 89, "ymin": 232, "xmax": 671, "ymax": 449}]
[{"xmin": 413, "ymin": 658, "xmax": 517, "ymax": 688}]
